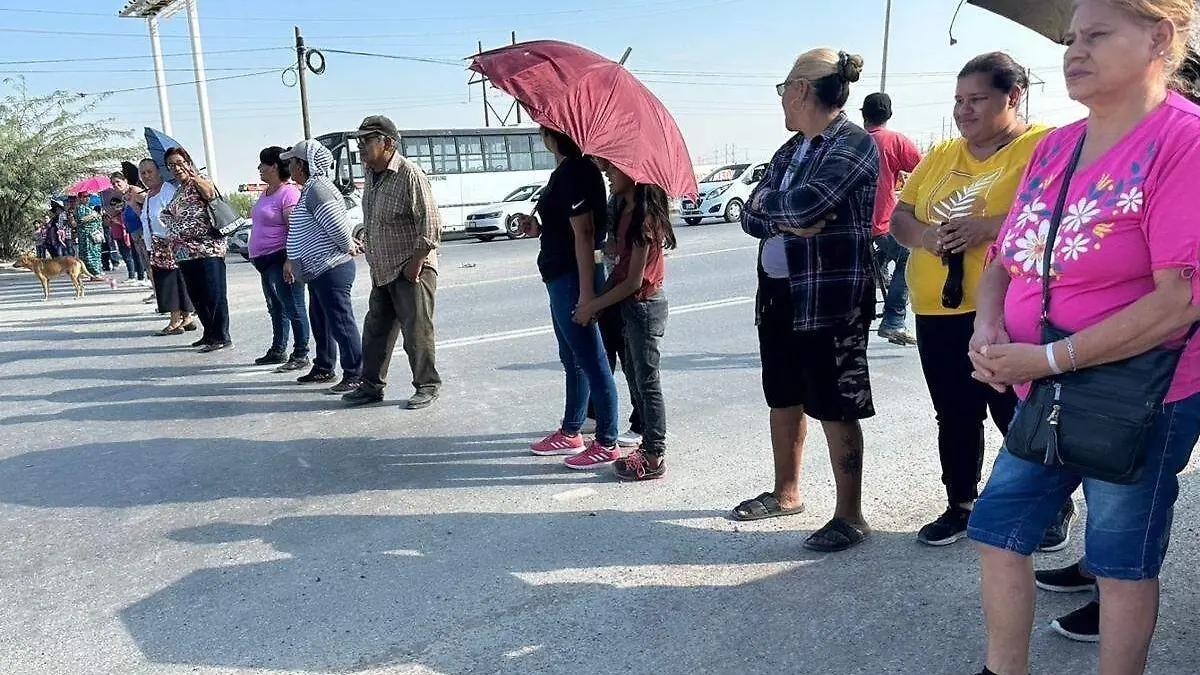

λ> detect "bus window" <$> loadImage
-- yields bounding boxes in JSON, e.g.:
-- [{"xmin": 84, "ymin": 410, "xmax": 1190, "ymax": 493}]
[
  {"xmin": 507, "ymin": 135, "xmax": 534, "ymax": 171},
  {"xmin": 403, "ymin": 136, "xmax": 433, "ymax": 173},
  {"xmin": 431, "ymin": 137, "xmax": 458, "ymax": 174},
  {"xmin": 484, "ymin": 136, "xmax": 510, "ymax": 171},
  {"xmin": 333, "ymin": 144, "xmax": 354, "ymax": 192},
  {"xmin": 457, "ymin": 136, "xmax": 485, "ymax": 173}
]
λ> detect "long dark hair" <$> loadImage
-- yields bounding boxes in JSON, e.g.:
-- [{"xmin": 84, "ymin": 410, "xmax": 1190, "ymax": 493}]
[
  {"xmin": 541, "ymin": 126, "xmax": 583, "ymax": 159},
  {"xmin": 625, "ymin": 184, "xmax": 676, "ymax": 251}
]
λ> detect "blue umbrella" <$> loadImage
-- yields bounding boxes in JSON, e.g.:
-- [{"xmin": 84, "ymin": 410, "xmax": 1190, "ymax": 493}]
[{"xmin": 145, "ymin": 127, "xmax": 182, "ymax": 184}]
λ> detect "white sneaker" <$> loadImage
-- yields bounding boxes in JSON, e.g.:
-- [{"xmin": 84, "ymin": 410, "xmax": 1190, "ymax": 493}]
[{"xmin": 617, "ymin": 429, "xmax": 643, "ymax": 448}]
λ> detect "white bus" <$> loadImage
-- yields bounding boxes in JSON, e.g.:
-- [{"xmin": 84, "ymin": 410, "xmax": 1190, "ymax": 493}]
[{"xmin": 316, "ymin": 126, "xmax": 557, "ymax": 234}]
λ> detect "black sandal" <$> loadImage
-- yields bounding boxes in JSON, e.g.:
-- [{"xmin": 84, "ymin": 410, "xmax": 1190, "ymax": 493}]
[
  {"xmin": 730, "ymin": 492, "xmax": 806, "ymax": 522},
  {"xmin": 803, "ymin": 518, "xmax": 870, "ymax": 552}
]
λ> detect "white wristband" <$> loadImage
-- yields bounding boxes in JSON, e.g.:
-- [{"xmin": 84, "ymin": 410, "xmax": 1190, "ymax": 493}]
[{"xmin": 1046, "ymin": 343, "xmax": 1064, "ymax": 375}]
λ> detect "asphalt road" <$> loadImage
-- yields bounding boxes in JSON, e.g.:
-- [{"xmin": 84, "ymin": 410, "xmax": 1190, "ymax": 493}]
[{"xmin": 1, "ymin": 221, "xmax": 1197, "ymax": 674}]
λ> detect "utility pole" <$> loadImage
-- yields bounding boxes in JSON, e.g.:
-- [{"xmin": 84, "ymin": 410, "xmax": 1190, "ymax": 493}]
[
  {"xmin": 295, "ymin": 26, "xmax": 312, "ymax": 139},
  {"xmin": 880, "ymin": 0, "xmax": 893, "ymax": 92},
  {"xmin": 184, "ymin": 0, "xmax": 218, "ymax": 186},
  {"xmin": 147, "ymin": 15, "xmax": 172, "ymax": 135},
  {"xmin": 511, "ymin": 31, "xmax": 522, "ymax": 125},
  {"xmin": 479, "ymin": 40, "xmax": 490, "ymax": 127}
]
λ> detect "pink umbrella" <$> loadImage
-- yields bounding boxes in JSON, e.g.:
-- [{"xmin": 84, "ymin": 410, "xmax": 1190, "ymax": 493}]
[
  {"xmin": 67, "ymin": 175, "xmax": 112, "ymax": 195},
  {"xmin": 469, "ymin": 40, "xmax": 698, "ymax": 198}
]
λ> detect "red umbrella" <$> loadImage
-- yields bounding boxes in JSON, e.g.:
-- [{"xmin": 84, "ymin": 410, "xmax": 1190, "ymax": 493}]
[
  {"xmin": 469, "ymin": 40, "xmax": 698, "ymax": 198},
  {"xmin": 67, "ymin": 175, "xmax": 112, "ymax": 195}
]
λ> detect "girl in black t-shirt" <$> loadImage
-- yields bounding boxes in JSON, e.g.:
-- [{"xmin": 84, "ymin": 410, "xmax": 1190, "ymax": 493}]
[{"xmin": 518, "ymin": 127, "xmax": 621, "ymax": 469}]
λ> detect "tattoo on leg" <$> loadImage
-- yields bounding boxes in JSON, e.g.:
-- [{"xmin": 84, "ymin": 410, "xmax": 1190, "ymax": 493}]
[{"xmin": 838, "ymin": 449, "xmax": 863, "ymax": 475}]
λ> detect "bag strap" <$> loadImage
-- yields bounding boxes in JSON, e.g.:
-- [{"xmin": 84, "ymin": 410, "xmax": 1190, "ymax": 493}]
[
  {"xmin": 1040, "ymin": 133, "xmax": 1200, "ymax": 345},
  {"xmin": 1040, "ymin": 134, "xmax": 1088, "ymax": 325}
]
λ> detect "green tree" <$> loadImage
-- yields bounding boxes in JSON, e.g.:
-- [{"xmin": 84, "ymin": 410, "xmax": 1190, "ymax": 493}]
[
  {"xmin": 228, "ymin": 192, "xmax": 254, "ymax": 219},
  {"xmin": 0, "ymin": 79, "xmax": 139, "ymax": 257}
]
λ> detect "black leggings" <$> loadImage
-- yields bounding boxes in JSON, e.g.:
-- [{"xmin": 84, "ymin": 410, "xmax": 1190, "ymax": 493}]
[{"xmin": 916, "ymin": 312, "xmax": 1017, "ymax": 505}]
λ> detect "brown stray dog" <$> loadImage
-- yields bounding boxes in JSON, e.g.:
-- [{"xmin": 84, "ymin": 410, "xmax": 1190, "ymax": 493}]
[{"xmin": 12, "ymin": 253, "xmax": 86, "ymax": 300}]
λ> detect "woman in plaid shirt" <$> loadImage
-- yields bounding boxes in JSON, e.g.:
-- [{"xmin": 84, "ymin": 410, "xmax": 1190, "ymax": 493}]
[{"xmin": 731, "ymin": 48, "xmax": 881, "ymax": 553}]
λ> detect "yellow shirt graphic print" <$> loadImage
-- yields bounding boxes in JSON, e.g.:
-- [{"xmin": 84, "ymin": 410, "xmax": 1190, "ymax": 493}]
[{"xmin": 899, "ymin": 125, "xmax": 1052, "ymax": 316}]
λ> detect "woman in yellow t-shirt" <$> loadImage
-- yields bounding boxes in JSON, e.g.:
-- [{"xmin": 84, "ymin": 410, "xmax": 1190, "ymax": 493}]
[{"xmin": 890, "ymin": 52, "xmax": 1066, "ymax": 548}]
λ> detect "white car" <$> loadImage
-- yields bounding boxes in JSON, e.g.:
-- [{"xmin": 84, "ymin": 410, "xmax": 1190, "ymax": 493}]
[
  {"xmin": 464, "ymin": 183, "xmax": 544, "ymax": 242},
  {"xmin": 680, "ymin": 162, "xmax": 768, "ymax": 226}
]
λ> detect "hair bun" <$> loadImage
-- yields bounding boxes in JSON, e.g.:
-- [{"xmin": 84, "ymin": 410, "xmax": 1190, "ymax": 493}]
[{"xmin": 837, "ymin": 51, "xmax": 865, "ymax": 83}]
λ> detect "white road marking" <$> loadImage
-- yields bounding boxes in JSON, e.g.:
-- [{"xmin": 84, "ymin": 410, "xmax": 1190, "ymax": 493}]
[
  {"xmin": 551, "ymin": 487, "xmax": 599, "ymax": 502},
  {"xmin": 437, "ymin": 245, "xmax": 755, "ymax": 291},
  {"xmin": 504, "ymin": 645, "xmax": 544, "ymax": 659},
  {"xmin": 436, "ymin": 296, "xmax": 753, "ymax": 350}
]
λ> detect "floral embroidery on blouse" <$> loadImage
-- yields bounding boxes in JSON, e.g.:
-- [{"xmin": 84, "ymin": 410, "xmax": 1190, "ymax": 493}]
[{"xmin": 1000, "ymin": 138, "xmax": 1157, "ymax": 280}]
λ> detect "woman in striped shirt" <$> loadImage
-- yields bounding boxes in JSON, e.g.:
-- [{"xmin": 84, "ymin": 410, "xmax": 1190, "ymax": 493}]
[{"xmin": 280, "ymin": 139, "xmax": 363, "ymax": 395}]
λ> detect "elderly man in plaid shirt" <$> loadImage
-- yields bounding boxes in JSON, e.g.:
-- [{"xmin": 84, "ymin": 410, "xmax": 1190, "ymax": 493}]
[{"xmin": 342, "ymin": 115, "xmax": 443, "ymax": 410}]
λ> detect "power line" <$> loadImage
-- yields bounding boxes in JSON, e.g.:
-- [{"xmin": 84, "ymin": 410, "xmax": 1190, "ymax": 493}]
[
  {"xmin": 78, "ymin": 68, "xmax": 285, "ymax": 97},
  {"xmin": 0, "ymin": 47, "xmax": 289, "ymax": 66},
  {"xmin": 313, "ymin": 48, "xmax": 463, "ymax": 68},
  {"xmin": 0, "ymin": 1, "xmax": 708, "ymax": 24}
]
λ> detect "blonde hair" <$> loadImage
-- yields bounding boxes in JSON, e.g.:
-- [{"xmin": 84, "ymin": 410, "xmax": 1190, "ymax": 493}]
[
  {"xmin": 1104, "ymin": 0, "xmax": 1197, "ymax": 84},
  {"xmin": 786, "ymin": 48, "xmax": 865, "ymax": 109}
]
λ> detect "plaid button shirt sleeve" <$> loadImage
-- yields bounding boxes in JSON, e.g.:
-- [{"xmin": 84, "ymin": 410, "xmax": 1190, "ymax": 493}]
[
  {"xmin": 743, "ymin": 123, "xmax": 881, "ymax": 235},
  {"xmin": 743, "ymin": 115, "xmax": 881, "ymax": 331}
]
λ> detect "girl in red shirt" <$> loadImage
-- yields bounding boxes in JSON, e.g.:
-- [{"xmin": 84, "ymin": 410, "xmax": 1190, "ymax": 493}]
[{"xmin": 574, "ymin": 161, "xmax": 675, "ymax": 480}]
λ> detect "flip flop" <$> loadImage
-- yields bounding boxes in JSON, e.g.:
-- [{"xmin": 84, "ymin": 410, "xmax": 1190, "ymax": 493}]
[
  {"xmin": 803, "ymin": 518, "xmax": 870, "ymax": 552},
  {"xmin": 730, "ymin": 492, "xmax": 806, "ymax": 522}
]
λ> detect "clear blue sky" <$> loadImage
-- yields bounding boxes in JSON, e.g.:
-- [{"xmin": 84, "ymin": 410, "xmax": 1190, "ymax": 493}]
[{"xmin": 0, "ymin": 0, "xmax": 1083, "ymax": 188}]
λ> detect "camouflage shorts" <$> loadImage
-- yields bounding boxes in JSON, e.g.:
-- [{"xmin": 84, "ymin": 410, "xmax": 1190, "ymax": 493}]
[{"xmin": 758, "ymin": 302, "xmax": 875, "ymax": 422}]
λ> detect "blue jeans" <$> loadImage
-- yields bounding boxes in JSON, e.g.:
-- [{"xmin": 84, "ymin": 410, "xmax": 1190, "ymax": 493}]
[
  {"xmin": 968, "ymin": 392, "xmax": 1200, "ymax": 580},
  {"xmin": 259, "ymin": 260, "xmax": 310, "ymax": 359},
  {"xmin": 116, "ymin": 239, "xmax": 144, "ymax": 280},
  {"xmin": 873, "ymin": 234, "xmax": 910, "ymax": 331},
  {"xmin": 547, "ymin": 267, "xmax": 618, "ymax": 447},
  {"xmin": 308, "ymin": 261, "xmax": 362, "ymax": 377}
]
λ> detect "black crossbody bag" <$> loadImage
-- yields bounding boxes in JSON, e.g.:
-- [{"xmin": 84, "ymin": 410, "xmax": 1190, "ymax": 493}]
[{"xmin": 1004, "ymin": 135, "xmax": 1197, "ymax": 484}]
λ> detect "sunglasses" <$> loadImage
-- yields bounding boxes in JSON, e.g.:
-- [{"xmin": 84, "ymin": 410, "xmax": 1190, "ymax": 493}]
[{"xmin": 775, "ymin": 79, "xmax": 803, "ymax": 97}]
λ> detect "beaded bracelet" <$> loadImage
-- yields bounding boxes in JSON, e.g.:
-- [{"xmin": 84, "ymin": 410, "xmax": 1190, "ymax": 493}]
[{"xmin": 1063, "ymin": 336, "xmax": 1079, "ymax": 372}]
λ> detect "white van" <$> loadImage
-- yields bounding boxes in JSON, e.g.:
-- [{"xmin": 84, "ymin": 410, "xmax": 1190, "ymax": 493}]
[{"xmin": 680, "ymin": 162, "xmax": 769, "ymax": 226}]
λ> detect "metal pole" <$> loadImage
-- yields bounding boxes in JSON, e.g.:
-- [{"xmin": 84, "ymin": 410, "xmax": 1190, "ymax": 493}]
[
  {"xmin": 880, "ymin": 0, "xmax": 892, "ymax": 92},
  {"xmin": 479, "ymin": 40, "xmax": 490, "ymax": 127},
  {"xmin": 618, "ymin": 47, "xmax": 633, "ymax": 66},
  {"xmin": 511, "ymin": 31, "xmax": 521, "ymax": 125},
  {"xmin": 296, "ymin": 26, "xmax": 312, "ymax": 139},
  {"xmin": 1024, "ymin": 67, "xmax": 1031, "ymax": 120},
  {"xmin": 148, "ymin": 16, "xmax": 173, "ymax": 135},
  {"xmin": 184, "ymin": 0, "xmax": 219, "ymax": 186}
]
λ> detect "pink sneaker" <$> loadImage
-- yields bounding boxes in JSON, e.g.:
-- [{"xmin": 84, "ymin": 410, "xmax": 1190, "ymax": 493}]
[
  {"xmin": 531, "ymin": 430, "xmax": 585, "ymax": 456},
  {"xmin": 563, "ymin": 441, "xmax": 620, "ymax": 470}
]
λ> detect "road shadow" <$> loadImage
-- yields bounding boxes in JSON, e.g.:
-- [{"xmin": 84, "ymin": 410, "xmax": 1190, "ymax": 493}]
[
  {"xmin": 499, "ymin": 352, "xmax": 763, "ymax": 374},
  {"xmin": 0, "ymin": 363, "xmax": 249, "ymax": 384},
  {"xmin": 117, "ymin": 511, "xmax": 999, "ymax": 674},
  {"xmin": 498, "ymin": 351, "xmax": 907, "ymax": 374},
  {"xmin": 0, "ymin": 344, "xmax": 186, "ymax": 367},
  {"xmin": 0, "ymin": 380, "xmax": 310, "ymax": 405},
  {"xmin": 0, "ymin": 433, "xmax": 597, "ymax": 508}
]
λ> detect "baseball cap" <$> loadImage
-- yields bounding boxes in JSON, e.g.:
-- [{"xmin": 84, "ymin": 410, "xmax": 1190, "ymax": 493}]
[
  {"xmin": 348, "ymin": 115, "xmax": 399, "ymax": 140},
  {"xmin": 280, "ymin": 139, "xmax": 324, "ymax": 161},
  {"xmin": 861, "ymin": 92, "xmax": 893, "ymax": 121}
]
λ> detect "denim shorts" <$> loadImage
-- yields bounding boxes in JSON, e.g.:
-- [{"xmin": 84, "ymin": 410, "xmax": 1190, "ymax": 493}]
[{"xmin": 967, "ymin": 392, "xmax": 1200, "ymax": 580}]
